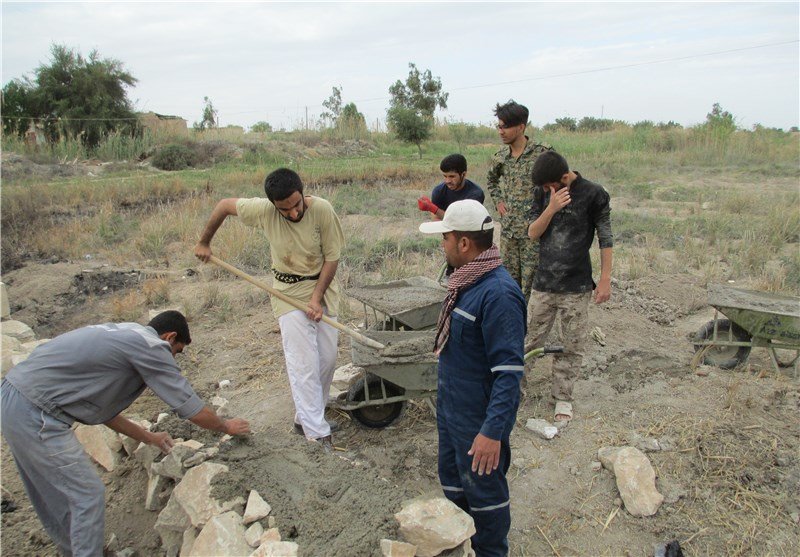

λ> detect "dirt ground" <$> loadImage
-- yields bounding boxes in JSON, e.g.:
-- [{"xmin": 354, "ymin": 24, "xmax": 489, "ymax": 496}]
[{"xmin": 1, "ymin": 254, "xmax": 798, "ymax": 556}]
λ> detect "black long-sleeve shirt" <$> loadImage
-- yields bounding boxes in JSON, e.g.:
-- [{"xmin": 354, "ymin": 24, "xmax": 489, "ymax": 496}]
[{"xmin": 529, "ymin": 172, "xmax": 613, "ymax": 293}]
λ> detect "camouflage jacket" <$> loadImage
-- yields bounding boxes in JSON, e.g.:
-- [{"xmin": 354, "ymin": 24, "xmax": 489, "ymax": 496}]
[{"xmin": 486, "ymin": 138, "xmax": 552, "ymax": 238}]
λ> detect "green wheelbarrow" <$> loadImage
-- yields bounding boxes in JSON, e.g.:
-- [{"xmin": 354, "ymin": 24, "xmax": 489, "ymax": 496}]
[{"xmin": 692, "ymin": 284, "xmax": 800, "ymax": 376}]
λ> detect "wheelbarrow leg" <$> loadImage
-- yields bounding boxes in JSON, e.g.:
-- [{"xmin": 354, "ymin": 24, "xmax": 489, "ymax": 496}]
[{"xmin": 425, "ymin": 397, "xmax": 437, "ymax": 418}]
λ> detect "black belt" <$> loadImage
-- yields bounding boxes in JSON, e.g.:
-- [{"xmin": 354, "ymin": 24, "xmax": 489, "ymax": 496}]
[{"xmin": 272, "ymin": 269, "xmax": 321, "ymax": 284}]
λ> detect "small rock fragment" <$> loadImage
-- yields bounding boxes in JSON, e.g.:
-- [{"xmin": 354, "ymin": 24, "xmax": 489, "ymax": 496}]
[
  {"xmin": 250, "ymin": 541, "xmax": 299, "ymax": 557},
  {"xmin": 244, "ymin": 490, "xmax": 272, "ymax": 525},
  {"xmin": 525, "ymin": 419, "xmax": 558, "ymax": 440}
]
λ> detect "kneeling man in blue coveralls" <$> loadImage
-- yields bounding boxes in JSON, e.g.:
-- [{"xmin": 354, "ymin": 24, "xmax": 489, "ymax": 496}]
[{"xmin": 419, "ymin": 199, "xmax": 526, "ymax": 557}]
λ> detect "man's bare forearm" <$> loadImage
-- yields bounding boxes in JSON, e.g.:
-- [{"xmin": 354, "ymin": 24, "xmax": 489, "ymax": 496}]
[
  {"xmin": 528, "ymin": 211, "xmax": 555, "ymax": 240},
  {"xmin": 311, "ymin": 260, "xmax": 339, "ymax": 304},
  {"xmin": 198, "ymin": 198, "xmax": 239, "ymax": 246},
  {"xmin": 104, "ymin": 415, "xmax": 153, "ymax": 444},
  {"xmin": 599, "ymin": 247, "xmax": 613, "ymax": 281}
]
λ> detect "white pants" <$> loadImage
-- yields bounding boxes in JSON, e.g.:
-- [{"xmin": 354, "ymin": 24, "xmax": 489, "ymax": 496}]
[{"xmin": 278, "ymin": 309, "xmax": 339, "ymax": 440}]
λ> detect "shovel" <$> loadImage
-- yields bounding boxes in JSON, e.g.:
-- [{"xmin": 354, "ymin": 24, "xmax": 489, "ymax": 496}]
[{"xmin": 207, "ymin": 255, "xmax": 385, "ymax": 350}]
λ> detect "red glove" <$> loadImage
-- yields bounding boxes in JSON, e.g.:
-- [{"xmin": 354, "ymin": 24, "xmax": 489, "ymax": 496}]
[{"xmin": 417, "ymin": 196, "xmax": 440, "ymax": 214}]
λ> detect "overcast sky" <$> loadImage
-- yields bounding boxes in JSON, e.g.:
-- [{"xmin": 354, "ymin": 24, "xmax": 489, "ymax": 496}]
[{"xmin": 2, "ymin": 1, "xmax": 798, "ymax": 131}]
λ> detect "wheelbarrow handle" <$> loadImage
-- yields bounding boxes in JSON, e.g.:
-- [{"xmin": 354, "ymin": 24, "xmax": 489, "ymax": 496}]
[
  {"xmin": 207, "ymin": 255, "xmax": 385, "ymax": 350},
  {"xmin": 524, "ymin": 345, "xmax": 565, "ymax": 362}
]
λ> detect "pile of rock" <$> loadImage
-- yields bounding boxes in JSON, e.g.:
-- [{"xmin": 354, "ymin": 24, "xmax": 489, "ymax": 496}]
[
  {"xmin": 73, "ymin": 414, "xmax": 296, "ymax": 557},
  {"xmin": 1, "ymin": 282, "xmax": 51, "ymax": 374}
]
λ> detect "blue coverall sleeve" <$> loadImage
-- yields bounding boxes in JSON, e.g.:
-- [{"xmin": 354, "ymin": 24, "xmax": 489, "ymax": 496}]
[{"xmin": 479, "ymin": 288, "xmax": 526, "ymax": 440}]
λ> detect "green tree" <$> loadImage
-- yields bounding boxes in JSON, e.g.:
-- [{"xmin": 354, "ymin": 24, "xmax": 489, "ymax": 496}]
[
  {"xmin": 387, "ymin": 63, "xmax": 447, "ymax": 157},
  {"xmin": 388, "ymin": 63, "xmax": 448, "ymax": 117},
  {"xmin": 337, "ymin": 102, "xmax": 367, "ymax": 138},
  {"xmin": 194, "ymin": 96, "xmax": 218, "ymax": 130},
  {"xmin": 321, "ymin": 86, "xmax": 343, "ymax": 127},
  {"xmin": 1, "ymin": 44, "xmax": 138, "ymax": 146},
  {"xmin": 251, "ymin": 121, "xmax": 273, "ymax": 133},
  {"xmin": 448, "ymin": 121, "xmax": 477, "ymax": 151},
  {"xmin": 386, "ymin": 106, "xmax": 431, "ymax": 159}
]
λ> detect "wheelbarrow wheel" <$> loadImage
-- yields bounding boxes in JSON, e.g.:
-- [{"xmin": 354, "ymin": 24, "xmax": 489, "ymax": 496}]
[
  {"xmin": 346, "ymin": 374, "xmax": 406, "ymax": 429},
  {"xmin": 694, "ymin": 319, "xmax": 752, "ymax": 369}
]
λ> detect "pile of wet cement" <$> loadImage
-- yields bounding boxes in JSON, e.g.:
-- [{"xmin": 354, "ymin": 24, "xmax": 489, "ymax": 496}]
[{"xmin": 211, "ymin": 434, "xmax": 408, "ymax": 556}]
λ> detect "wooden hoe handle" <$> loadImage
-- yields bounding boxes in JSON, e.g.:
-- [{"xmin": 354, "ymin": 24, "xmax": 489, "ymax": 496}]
[{"xmin": 207, "ymin": 255, "xmax": 385, "ymax": 350}]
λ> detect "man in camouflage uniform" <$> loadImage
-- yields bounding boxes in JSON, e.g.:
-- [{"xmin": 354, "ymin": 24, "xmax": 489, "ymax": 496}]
[
  {"xmin": 486, "ymin": 100, "xmax": 551, "ymax": 301},
  {"xmin": 526, "ymin": 151, "xmax": 613, "ymax": 423}
]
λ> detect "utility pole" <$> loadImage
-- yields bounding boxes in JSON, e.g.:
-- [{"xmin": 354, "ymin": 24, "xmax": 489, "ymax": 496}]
[{"xmin": 305, "ymin": 106, "xmax": 308, "ymax": 130}]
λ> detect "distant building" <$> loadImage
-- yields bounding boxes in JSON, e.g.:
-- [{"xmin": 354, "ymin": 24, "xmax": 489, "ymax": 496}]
[{"xmin": 139, "ymin": 112, "xmax": 188, "ymax": 137}]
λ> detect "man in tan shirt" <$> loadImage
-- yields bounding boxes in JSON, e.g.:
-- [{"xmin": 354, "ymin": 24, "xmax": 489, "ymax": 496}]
[{"xmin": 195, "ymin": 168, "xmax": 345, "ymax": 450}]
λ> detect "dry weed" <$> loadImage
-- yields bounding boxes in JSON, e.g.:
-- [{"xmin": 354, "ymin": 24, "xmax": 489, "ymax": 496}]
[{"xmin": 111, "ymin": 291, "xmax": 144, "ymax": 322}]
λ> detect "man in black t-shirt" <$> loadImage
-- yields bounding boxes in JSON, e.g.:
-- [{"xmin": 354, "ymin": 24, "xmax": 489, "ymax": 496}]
[
  {"xmin": 418, "ymin": 154, "xmax": 485, "ymax": 221},
  {"xmin": 526, "ymin": 151, "xmax": 613, "ymax": 423}
]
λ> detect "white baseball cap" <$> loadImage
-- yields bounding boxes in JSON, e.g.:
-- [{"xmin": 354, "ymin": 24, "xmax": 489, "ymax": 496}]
[{"xmin": 419, "ymin": 200, "xmax": 495, "ymax": 234}]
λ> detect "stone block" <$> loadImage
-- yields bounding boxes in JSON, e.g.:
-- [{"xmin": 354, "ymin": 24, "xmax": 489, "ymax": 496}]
[
  {"xmin": 21, "ymin": 339, "xmax": 50, "ymax": 352},
  {"xmin": 598, "ymin": 446, "xmax": 664, "ymax": 517},
  {"xmin": 1, "ymin": 347, "xmax": 14, "ymax": 375},
  {"xmin": 245, "ymin": 522, "xmax": 264, "ymax": 548},
  {"xmin": 380, "ymin": 538, "xmax": 417, "ymax": 557},
  {"xmin": 152, "ymin": 442, "xmax": 203, "ymax": 480},
  {"xmin": 332, "ymin": 362, "xmax": 363, "ymax": 391},
  {"xmin": 188, "ymin": 511, "xmax": 250, "ymax": 557},
  {"xmin": 11, "ymin": 353, "xmax": 29, "ymax": 367},
  {"xmin": 180, "ymin": 527, "xmax": 197, "ymax": 556},
  {"xmin": 171, "ymin": 462, "xmax": 229, "ymax": 528},
  {"xmin": 395, "ymin": 497, "xmax": 475, "ymax": 557},
  {"xmin": 2, "ymin": 320, "xmax": 35, "ymax": 342},
  {"xmin": 74, "ymin": 424, "xmax": 123, "ymax": 472},
  {"xmin": 243, "ymin": 490, "xmax": 271, "ymax": 524},
  {"xmin": 134, "ymin": 442, "xmax": 162, "ymax": 471},
  {"xmin": 259, "ymin": 528, "xmax": 281, "ymax": 543},
  {"xmin": 250, "ymin": 541, "xmax": 299, "ymax": 557},
  {"xmin": 156, "ymin": 495, "xmax": 192, "ymax": 556},
  {"xmin": 145, "ymin": 473, "xmax": 170, "ymax": 511},
  {"xmin": 2, "ymin": 334, "xmax": 22, "ymax": 352},
  {"xmin": 184, "ymin": 447, "xmax": 219, "ymax": 468},
  {"xmin": 0, "ymin": 282, "xmax": 10, "ymax": 319}
]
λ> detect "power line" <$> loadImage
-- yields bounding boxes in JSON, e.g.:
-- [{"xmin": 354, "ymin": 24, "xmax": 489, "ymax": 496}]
[{"xmin": 3, "ymin": 39, "xmax": 796, "ymax": 122}]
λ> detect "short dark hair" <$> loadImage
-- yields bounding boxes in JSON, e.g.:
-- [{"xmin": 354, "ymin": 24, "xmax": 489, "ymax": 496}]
[
  {"xmin": 532, "ymin": 151, "xmax": 570, "ymax": 186},
  {"xmin": 454, "ymin": 228, "xmax": 494, "ymax": 251},
  {"xmin": 440, "ymin": 154, "xmax": 467, "ymax": 174},
  {"xmin": 264, "ymin": 168, "xmax": 303, "ymax": 202},
  {"xmin": 494, "ymin": 100, "xmax": 529, "ymax": 127},
  {"xmin": 148, "ymin": 310, "xmax": 191, "ymax": 345}
]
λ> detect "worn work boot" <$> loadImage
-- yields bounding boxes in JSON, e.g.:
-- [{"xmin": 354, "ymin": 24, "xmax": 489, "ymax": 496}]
[{"xmin": 293, "ymin": 419, "xmax": 340, "ymax": 436}]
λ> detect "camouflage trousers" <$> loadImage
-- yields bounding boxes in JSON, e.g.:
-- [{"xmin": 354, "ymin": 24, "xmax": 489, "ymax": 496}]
[
  {"xmin": 501, "ymin": 235, "xmax": 538, "ymax": 301},
  {"xmin": 526, "ymin": 290, "xmax": 591, "ymax": 402}
]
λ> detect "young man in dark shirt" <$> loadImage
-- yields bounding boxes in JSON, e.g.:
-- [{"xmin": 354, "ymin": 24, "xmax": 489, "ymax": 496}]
[
  {"xmin": 526, "ymin": 151, "xmax": 613, "ymax": 423},
  {"xmin": 418, "ymin": 154, "xmax": 485, "ymax": 221}
]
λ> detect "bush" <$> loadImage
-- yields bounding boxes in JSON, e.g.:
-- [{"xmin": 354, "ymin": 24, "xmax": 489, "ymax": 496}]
[{"xmin": 151, "ymin": 143, "xmax": 197, "ymax": 170}]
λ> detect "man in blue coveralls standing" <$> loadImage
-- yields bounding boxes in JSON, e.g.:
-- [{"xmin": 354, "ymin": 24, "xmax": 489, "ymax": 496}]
[{"xmin": 419, "ymin": 200, "xmax": 526, "ymax": 557}]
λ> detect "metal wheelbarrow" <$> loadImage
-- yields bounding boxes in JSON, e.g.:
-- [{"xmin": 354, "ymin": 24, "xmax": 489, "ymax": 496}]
[{"xmin": 692, "ymin": 284, "xmax": 800, "ymax": 376}]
